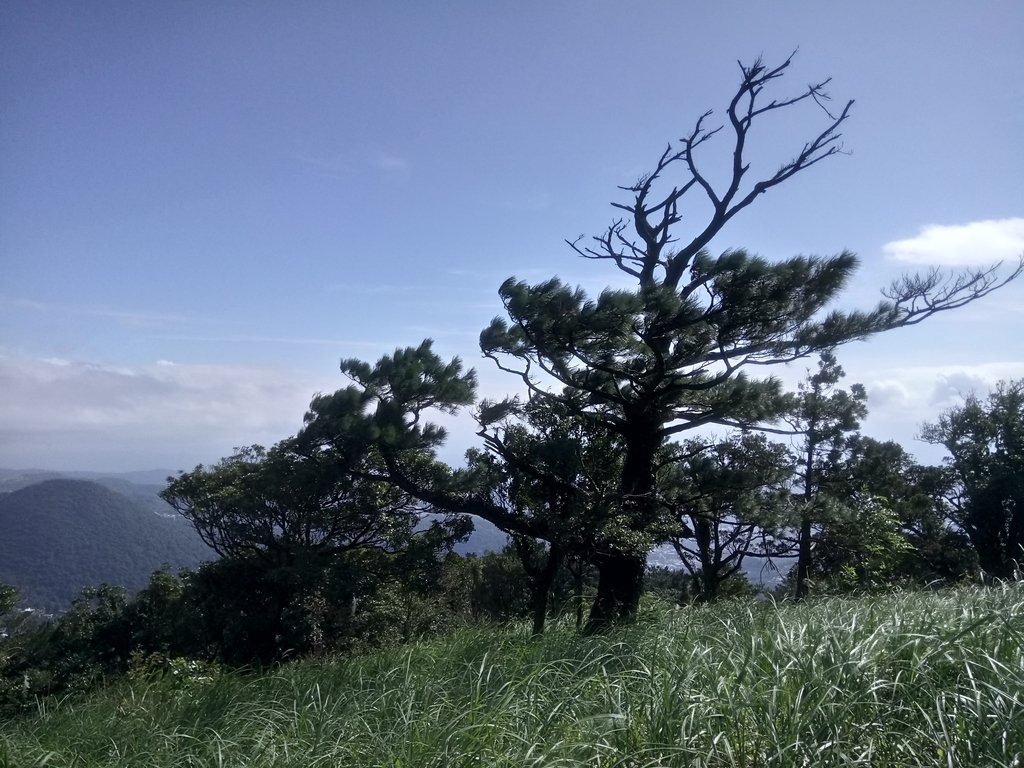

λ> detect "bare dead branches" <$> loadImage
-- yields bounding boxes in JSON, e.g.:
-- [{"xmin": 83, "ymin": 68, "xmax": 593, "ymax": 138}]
[
  {"xmin": 574, "ymin": 52, "xmax": 854, "ymax": 291},
  {"xmin": 884, "ymin": 256, "xmax": 1024, "ymax": 326}
]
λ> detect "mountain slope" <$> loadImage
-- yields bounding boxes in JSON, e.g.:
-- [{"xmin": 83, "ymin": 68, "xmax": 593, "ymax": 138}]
[{"xmin": 0, "ymin": 479, "xmax": 216, "ymax": 612}]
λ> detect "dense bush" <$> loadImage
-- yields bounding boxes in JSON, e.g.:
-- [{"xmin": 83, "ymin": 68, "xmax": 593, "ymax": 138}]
[{"xmin": 0, "ymin": 546, "xmax": 543, "ymax": 716}]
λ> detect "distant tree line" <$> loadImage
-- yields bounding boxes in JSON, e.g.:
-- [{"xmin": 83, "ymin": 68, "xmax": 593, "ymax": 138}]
[{"xmin": 3, "ymin": 52, "xmax": 1021, "ymax": 717}]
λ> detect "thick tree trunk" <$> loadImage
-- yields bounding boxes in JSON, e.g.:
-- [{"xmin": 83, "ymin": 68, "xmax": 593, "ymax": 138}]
[
  {"xmin": 697, "ymin": 567, "xmax": 720, "ymax": 603},
  {"xmin": 530, "ymin": 591, "xmax": 547, "ymax": 636},
  {"xmin": 584, "ymin": 422, "xmax": 659, "ymax": 632},
  {"xmin": 584, "ymin": 551, "xmax": 646, "ymax": 633},
  {"xmin": 966, "ymin": 522, "xmax": 1012, "ymax": 581},
  {"xmin": 529, "ymin": 545, "xmax": 563, "ymax": 636}
]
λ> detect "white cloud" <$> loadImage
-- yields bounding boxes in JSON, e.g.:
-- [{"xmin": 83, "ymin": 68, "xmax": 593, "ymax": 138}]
[
  {"xmin": 288, "ymin": 149, "xmax": 410, "ymax": 176},
  {"xmin": 0, "ymin": 297, "xmax": 205, "ymax": 328},
  {"xmin": 0, "ymin": 357, "xmax": 341, "ymax": 472},
  {"xmin": 372, "ymin": 153, "xmax": 410, "ymax": 172},
  {"xmin": 863, "ymin": 367, "xmax": 1007, "ymax": 414},
  {"xmin": 4, "ymin": 350, "xmax": 1018, "ymax": 472},
  {"xmin": 852, "ymin": 361, "xmax": 1024, "ymax": 462},
  {"xmin": 883, "ymin": 218, "xmax": 1024, "ymax": 266}
]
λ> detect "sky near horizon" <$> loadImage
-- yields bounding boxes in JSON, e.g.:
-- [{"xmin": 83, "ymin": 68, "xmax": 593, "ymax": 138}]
[{"xmin": 2, "ymin": 1, "xmax": 1023, "ymax": 473}]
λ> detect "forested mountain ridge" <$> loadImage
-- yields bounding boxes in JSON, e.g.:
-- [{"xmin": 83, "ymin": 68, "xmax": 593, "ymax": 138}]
[
  {"xmin": 0, "ymin": 470, "xmax": 520, "ymax": 613},
  {"xmin": 0, "ymin": 468, "xmax": 176, "ymax": 498},
  {"xmin": 0, "ymin": 478, "xmax": 217, "ymax": 612}
]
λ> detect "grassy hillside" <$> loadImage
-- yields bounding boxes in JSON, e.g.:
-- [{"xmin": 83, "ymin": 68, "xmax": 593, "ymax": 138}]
[
  {"xmin": 0, "ymin": 479, "xmax": 216, "ymax": 612},
  {"xmin": 3, "ymin": 584, "xmax": 1021, "ymax": 767}
]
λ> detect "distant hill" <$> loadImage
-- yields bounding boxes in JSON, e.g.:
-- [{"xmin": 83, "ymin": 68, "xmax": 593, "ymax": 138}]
[
  {"xmin": 452, "ymin": 517, "xmax": 510, "ymax": 556},
  {"xmin": 450, "ymin": 520, "xmax": 782, "ymax": 585},
  {"xmin": 0, "ymin": 468, "xmax": 178, "ymax": 495},
  {"xmin": 0, "ymin": 469, "xmax": 779, "ymax": 610},
  {"xmin": 0, "ymin": 479, "xmax": 216, "ymax": 612}
]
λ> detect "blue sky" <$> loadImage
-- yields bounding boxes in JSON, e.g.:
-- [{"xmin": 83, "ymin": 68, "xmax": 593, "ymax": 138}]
[{"xmin": 2, "ymin": 1, "xmax": 1022, "ymax": 472}]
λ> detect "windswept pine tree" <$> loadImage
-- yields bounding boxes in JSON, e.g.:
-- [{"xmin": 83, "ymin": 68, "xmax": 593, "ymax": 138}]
[{"xmin": 302, "ymin": 54, "xmax": 1022, "ymax": 629}]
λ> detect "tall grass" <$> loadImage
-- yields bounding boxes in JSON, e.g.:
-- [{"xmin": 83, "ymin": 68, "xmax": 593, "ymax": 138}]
[{"xmin": 2, "ymin": 584, "xmax": 1022, "ymax": 767}]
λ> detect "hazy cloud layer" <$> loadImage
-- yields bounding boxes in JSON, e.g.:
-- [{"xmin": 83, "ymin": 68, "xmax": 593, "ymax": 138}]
[
  {"xmin": 883, "ymin": 218, "xmax": 1024, "ymax": 266},
  {"xmin": 2, "ymin": 352, "xmax": 1021, "ymax": 472},
  {"xmin": 0, "ymin": 356, "xmax": 339, "ymax": 472},
  {"xmin": 863, "ymin": 363, "xmax": 1024, "ymax": 410},
  {"xmin": 855, "ymin": 361, "xmax": 1024, "ymax": 459}
]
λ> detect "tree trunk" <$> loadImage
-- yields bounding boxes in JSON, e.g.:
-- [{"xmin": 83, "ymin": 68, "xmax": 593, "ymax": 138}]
[
  {"xmin": 530, "ymin": 589, "xmax": 547, "ymax": 636},
  {"xmin": 698, "ymin": 567, "xmax": 720, "ymax": 603},
  {"xmin": 529, "ymin": 545, "xmax": 563, "ymax": 636},
  {"xmin": 573, "ymin": 562, "xmax": 585, "ymax": 630},
  {"xmin": 795, "ymin": 431, "xmax": 818, "ymax": 600},
  {"xmin": 583, "ymin": 423, "xmax": 659, "ymax": 632},
  {"xmin": 795, "ymin": 512, "xmax": 813, "ymax": 599},
  {"xmin": 693, "ymin": 516, "xmax": 716, "ymax": 602},
  {"xmin": 1008, "ymin": 493, "xmax": 1024, "ymax": 576},
  {"xmin": 966, "ymin": 501, "xmax": 1011, "ymax": 580},
  {"xmin": 584, "ymin": 551, "xmax": 646, "ymax": 633}
]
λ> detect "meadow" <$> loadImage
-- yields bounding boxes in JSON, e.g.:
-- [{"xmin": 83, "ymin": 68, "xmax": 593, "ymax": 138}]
[{"xmin": 2, "ymin": 584, "xmax": 1021, "ymax": 768}]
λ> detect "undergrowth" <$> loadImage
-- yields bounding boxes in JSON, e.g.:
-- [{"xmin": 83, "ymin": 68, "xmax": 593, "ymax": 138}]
[{"xmin": 2, "ymin": 585, "xmax": 1021, "ymax": 767}]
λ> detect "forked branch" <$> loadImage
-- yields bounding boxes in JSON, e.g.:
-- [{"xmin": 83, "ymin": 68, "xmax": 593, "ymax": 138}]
[
  {"xmin": 573, "ymin": 52, "xmax": 854, "ymax": 290},
  {"xmin": 884, "ymin": 256, "xmax": 1024, "ymax": 326}
]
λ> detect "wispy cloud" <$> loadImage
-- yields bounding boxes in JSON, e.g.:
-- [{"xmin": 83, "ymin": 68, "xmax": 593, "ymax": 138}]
[
  {"xmin": 0, "ymin": 297, "xmax": 206, "ymax": 328},
  {"xmin": 883, "ymin": 218, "xmax": 1024, "ymax": 266},
  {"xmin": 402, "ymin": 325, "xmax": 480, "ymax": 341},
  {"xmin": 154, "ymin": 333, "xmax": 388, "ymax": 348},
  {"xmin": 372, "ymin": 152, "xmax": 410, "ymax": 172},
  {"xmin": 325, "ymin": 282, "xmax": 423, "ymax": 295},
  {"xmin": 287, "ymin": 150, "xmax": 411, "ymax": 178},
  {"xmin": 851, "ymin": 361, "xmax": 1024, "ymax": 459},
  {"xmin": 0, "ymin": 356, "xmax": 341, "ymax": 472},
  {"xmin": 0, "ymin": 298, "xmax": 48, "ymax": 312}
]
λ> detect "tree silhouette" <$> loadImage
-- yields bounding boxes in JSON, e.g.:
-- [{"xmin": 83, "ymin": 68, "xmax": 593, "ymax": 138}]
[
  {"xmin": 306, "ymin": 54, "xmax": 1021, "ymax": 629},
  {"xmin": 922, "ymin": 380, "xmax": 1024, "ymax": 579},
  {"xmin": 479, "ymin": 55, "xmax": 1020, "ymax": 626}
]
